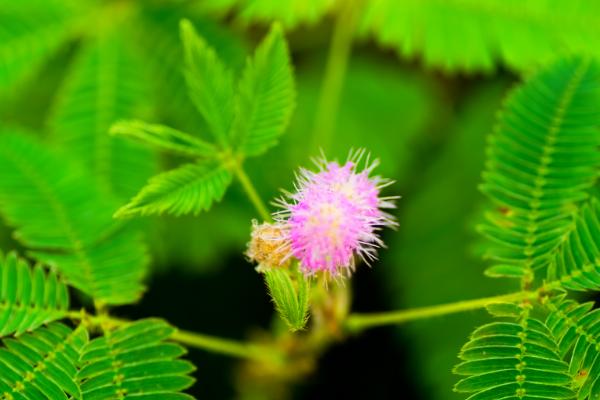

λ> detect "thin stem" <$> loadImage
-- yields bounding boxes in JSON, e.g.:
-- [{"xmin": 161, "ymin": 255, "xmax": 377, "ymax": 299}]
[
  {"xmin": 345, "ymin": 290, "xmax": 538, "ymax": 333},
  {"xmin": 310, "ymin": 0, "xmax": 360, "ymax": 152},
  {"xmin": 231, "ymin": 161, "xmax": 272, "ymax": 222},
  {"xmin": 171, "ymin": 329, "xmax": 282, "ymax": 363},
  {"xmin": 68, "ymin": 311, "xmax": 281, "ymax": 363}
]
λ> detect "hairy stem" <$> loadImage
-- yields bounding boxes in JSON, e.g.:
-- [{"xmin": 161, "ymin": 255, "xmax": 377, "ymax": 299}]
[
  {"xmin": 345, "ymin": 290, "xmax": 538, "ymax": 333},
  {"xmin": 69, "ymin": 311, "xmax": 281, "ymax": 363},
  {"xmin": 171, "ymin": 329, "xmax": 282, "ymax": 363},
  {"xmin": 231, "ymin": 161, "xmax": 272, "ymax": 222},
  {"xmin": 310, "ymin": 0, "xmax": 360, "ymax": 152}
]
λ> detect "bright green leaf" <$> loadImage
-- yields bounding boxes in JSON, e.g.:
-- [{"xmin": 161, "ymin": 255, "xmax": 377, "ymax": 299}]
[
  {"xmin": 0, "ymin": 251, "xmax": 69, "ymax": 337},
  {"xmin": 115, "ymin": 161, "xmax": 233, "ymax": 218},
  {"xmin": 233, "ymin": 23, "xmax": 295, "ymax": 157},
  {"xmin": 264, "ymin": 268, "xmax": 310, "ymax": 332},
  {"xmin": 180, "ymin": 18, "xmax": 235, "ymax": 147},
  {"xmin": 110, "ymin": 119, "xmax": 219, "ymax": 158}
]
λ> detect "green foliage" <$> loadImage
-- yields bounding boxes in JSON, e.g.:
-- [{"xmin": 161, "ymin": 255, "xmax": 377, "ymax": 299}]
[
  {"xmin": 116, "ymin": 20, "xmax": 295, "ymax": 218},
  {"xmin": 49, "ymin": 31, "xmax": 157, "ymax": 199},
  {"xmin": 110, "ymin": 119, "xmax": 217, "ymax": 158},
  {"xmin": 0, "ymin": 132, "xmax": 147, "ymax": 305},
  {"xmin": 360, "ymin": 0, "xmax": 600, "ymax": 73},
  {"xmin": 454, "ymin": 314, "xmax": 575, "ymax": 399},
  {"xmin": 0, "ymin": 0, "xmax": 81, "ymax": 93},
  {"xmin": 181, "ymin": 19, "xmax": 236, "ymax": 147},
  {"xmin": 233, "ymin": 23, "xmax": 295, "ymax": 156},
  {"xmin": 115, "ymin": 161, "xmax": 233, "ymax": 218},
  {"xmin": 546, "ymin": 299, "xmax": 600, "ymax": 398},
  {"xmin": 78, "ymin": 319, "xmax": 195, "ymax": 399},
  {"xmin": 0, "ymin": 322, "xmax": 88, "ymax": 399},
  {"xmin": 264, "ymin": 268, "xmax": 310, "ymax": 332},
  {"xmin": 547, "ymin": 199, "xmax": 600, "ymax": 291},
  {"xmin": 0, "ymin": 251, "xmax": 69, "ymax": 337},
  {"xmin": 202, "ymin": 0, "xmax": 335, "ymax": 28},
  {"xmin": 478, "ymin": 57, "xmax": 600, "ymax": 280}
]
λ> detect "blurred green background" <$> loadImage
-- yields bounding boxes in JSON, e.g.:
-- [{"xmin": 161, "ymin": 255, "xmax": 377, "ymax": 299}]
[{"xmin": 2, "ymin": 0, "xmax": 599, "ymax": 398}]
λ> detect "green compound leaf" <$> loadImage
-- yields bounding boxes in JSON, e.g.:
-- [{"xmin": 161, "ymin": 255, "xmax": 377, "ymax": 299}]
[
  {"xmin": 545, "ymin": 299, "xmax": 600, "ymax": 399},
  {"xmin": 115, "ymin": 161, "xmax": 233, "ymax": 218},
  {"xmin": 479, "ymin": 57, "xmax": 600, "ymax": 280},
  {"xmin": 0, "ymin": 322, "xmax": 88, "ymax": 399},
  {"xmin": 49, "ymin": 31, "xmax": 157, "ymax": 200},
  {"xmin": 454, "ymin": 316, "xmax": 575, "ymax": 399},
  {"xmin": 547, "ymin": 199, "xmax": 600, "ymax": 291},
  {"xmin": 78, "ymin": 319, "xmax": 195, "ymax": 399},
  {"xmin": 360, "ymin": 0, "xmax": 600, "ymax": 73},
  {"xmin": 264, "ymin": 268, "xmax": 310, "ymax": 332},
  {"xmin": 233, "ymin": 23, "xmax": 295, "ymax": 157},
  {"xmin": 0, "ymin": 131, "xmax": 148, "ymax": 306},
  {"xmin": 110, "ymin": 119, "xmax": 218, "ymax": 158},
  {"xmin": 180, "ymin": 18, "xmax": 235, "ymax": 148},
  {"xmin": 0, "ymin": 251, "xmax": 69, "ymax": 337}
]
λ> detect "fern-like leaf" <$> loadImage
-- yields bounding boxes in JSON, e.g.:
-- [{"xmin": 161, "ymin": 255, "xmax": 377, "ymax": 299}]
[
  {"xmin": 233, "ymin": 23, "xmax": 295, "ymax": 157},
  {"xmin": 547, "ymin": 199, "xmax": 600, "ymax": 291},
  {"xmin": 479, "ymin": 57, "xmax": 600, "ymax": 280},
  {"xmin": 78, "ymin": 319, "xmax": 195, "ymax": 399},
  {"xmin": 0, "ymin": 322, "xmax": 88, "ymax": 399},
  {"xmin": 546, "ymin": 299, "xmax": 600, "ymax": 398},
  {"xmin": 180, "ymin": 19, "xmax": 235, "ymax": 147},
  {"xmin": 115, "ymin": 161, "xmax": 233, "ymax": 217},
  {"xmin": 0, "ymin": 251, "xmax": 69, "ymax": 337},
  {"xmin": 454, "ymin": 316, "xmax": 575, "ymax": 399},
  {"xmin": 0, "ymin": 131, "xmax": 148, "ymax": 305},
  {"xmin": 360, "ymin": 0, "xmax": 600, "ymax": 73},
  {"xmin": 49, "ymin": 31, "xmax": 157, "ymax": 199},
  {"xmin": 110, "ymin": 119, "xmax": 218, "ymax": 158}
]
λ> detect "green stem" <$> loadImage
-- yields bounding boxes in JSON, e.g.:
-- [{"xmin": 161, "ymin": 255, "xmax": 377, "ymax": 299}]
[
  {"xmin": 310, "ymin": 0, "xmax": 360, "ymax": 152},
  {"xmin": 345, "ymin": 290, "xmax": 538, "ymax": 333},
  {"xmin": 231, "ymin": 161, "xmax": 272, "ymax": 222},
  {"xmin": 171, "ymin": 329, "xmax": 281, "ymax": 363},
  {"xmin": 68, "ymin": 311, "xmax": 281, "ymax": 363}
]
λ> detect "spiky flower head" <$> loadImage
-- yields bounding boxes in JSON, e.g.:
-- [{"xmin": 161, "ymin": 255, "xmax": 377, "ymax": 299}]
[{"xmin": 272, "ymin": 150, "xmax": 397, "ymax": 277}]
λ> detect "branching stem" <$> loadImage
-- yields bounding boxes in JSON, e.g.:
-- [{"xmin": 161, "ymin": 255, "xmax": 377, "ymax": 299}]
[{"xmin": 345, "ymin": 290, "xmax": 539, "ymax": 333}]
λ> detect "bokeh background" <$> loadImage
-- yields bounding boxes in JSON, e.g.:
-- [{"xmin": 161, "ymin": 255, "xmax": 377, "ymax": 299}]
[{"xmin": 1, "ymin": 0, "xmax": 599, "ymax": 398}]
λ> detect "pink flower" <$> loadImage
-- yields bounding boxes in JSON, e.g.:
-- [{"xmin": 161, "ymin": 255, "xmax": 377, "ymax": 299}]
[{"xmin": 275, "ymin": 151, "xmax": 397, "ymax": 277}]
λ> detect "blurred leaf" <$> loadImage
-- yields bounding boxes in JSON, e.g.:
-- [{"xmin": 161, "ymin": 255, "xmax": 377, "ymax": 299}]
[
  {"xmin": 49, "ymin": 31, "xmax": 157, "ymax": 200},
  {"xmin": 0, "ymin": 0, "xmax": 82, "ymax": 95},
  {"xmin": 360, "ymin": 0, "xmax": 600, "ymax": 73},
  {"xmin": 110, "ymin": 119, "xmax": 218, "ymax": 158},
  {"xmin": 382, "ymin": 81, "xmax": 512, "ymax": 399},
  {"xmin": 181, "ymin": 18, "xmax": 236, "ymax": 147},
  {"xmin": 0, "ymin": 131, "xmax": 148, "ymax": 306},
  {"xmin": 116, "ymin": 161, "xmax": 233, "ymax": 218},
  {"xmin": 200, "ymin": 0, "xmax": 336, "ymax": 28},
  {"xmin": 233, "ymin": 23, "xmax": 295, "ymax": 157},
  {"xmin": 132, "ymin": 8, "xmax": 246, "ymax": 135}
]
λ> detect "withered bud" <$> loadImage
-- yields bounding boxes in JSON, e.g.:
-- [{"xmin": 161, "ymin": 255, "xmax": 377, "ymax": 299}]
[{"xmin": 246, "ymin": 221, "xmax": 291, "ymax": 269}]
